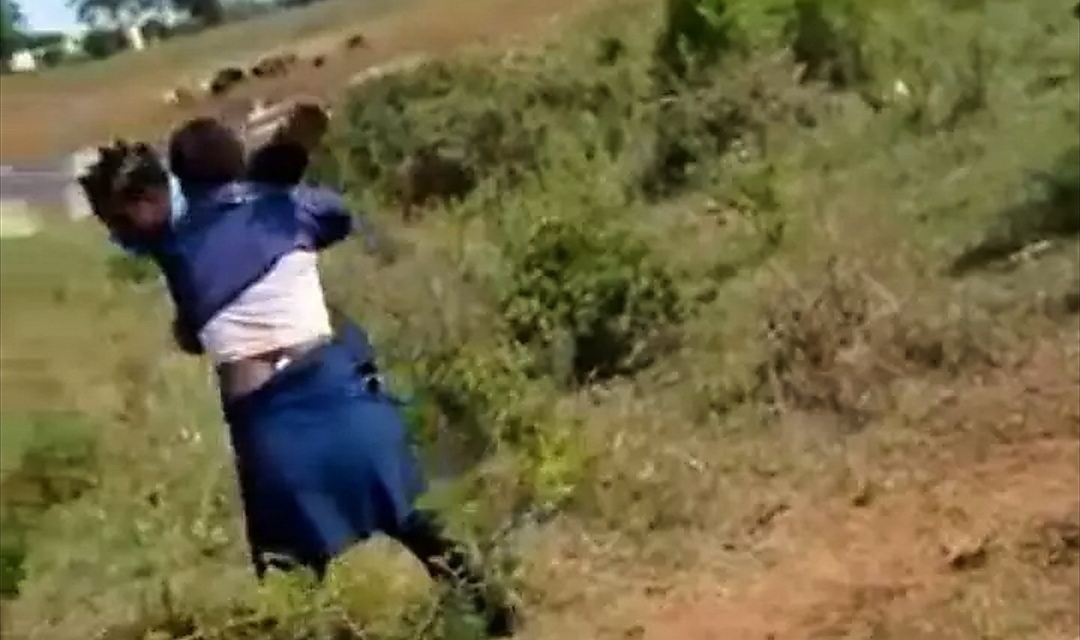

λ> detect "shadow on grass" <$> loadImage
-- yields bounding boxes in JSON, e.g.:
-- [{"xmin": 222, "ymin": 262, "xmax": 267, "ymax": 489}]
[{"xmin": 949, "ymin": 146, "xmax": 1080, "ymax": 277}]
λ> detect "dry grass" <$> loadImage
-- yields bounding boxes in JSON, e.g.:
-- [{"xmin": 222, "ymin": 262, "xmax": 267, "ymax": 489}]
[{"xmin": 0, "ymin": 0, "xmax": 1078, "ymax": 638}]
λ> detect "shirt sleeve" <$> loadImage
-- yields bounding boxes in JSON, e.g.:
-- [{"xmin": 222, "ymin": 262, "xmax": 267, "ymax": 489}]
[
  {"xmin": 292, "ymin": 185, "xmax": 380, "ymax": 253},
  {"xmin": 291, "ymin": 185, "xmax": 354, "ymax": 249}
]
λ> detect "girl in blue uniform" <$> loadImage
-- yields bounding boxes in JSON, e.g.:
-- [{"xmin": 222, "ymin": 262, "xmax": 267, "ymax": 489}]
[{"xmin": 77, "ymin": 118, "xmax": 516, "ymax": 637}]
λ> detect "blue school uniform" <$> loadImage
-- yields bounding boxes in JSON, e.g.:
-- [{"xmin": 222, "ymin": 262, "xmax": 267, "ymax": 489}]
[{"xmin": 134, "ymin": 181, "xmax": 425, "ymax": 577}]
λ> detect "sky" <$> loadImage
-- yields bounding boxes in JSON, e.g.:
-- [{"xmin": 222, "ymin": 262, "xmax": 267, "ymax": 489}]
[{"xmin": 22, "ymin": 0, "xmax": 83, "ymax": 33}]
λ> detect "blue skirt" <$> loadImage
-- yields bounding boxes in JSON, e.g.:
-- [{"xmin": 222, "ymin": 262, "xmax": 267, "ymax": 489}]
[{"xmin": 223, "ymin": 341, "xmax": 426, "ymax": 577}]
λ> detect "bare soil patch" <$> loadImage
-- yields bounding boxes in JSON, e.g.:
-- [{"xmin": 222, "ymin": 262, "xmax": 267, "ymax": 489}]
[{"xmin": 637, "ymin": 337, "xmax": 1079, "ymax": 640}]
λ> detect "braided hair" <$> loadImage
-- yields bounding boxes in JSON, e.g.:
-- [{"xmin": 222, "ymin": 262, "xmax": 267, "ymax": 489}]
[{"xmin": 78, "ymin": 140, "xmax": 170, "ymax": 236}]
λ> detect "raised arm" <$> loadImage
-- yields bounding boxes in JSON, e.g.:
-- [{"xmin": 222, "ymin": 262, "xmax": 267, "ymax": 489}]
[
  {"xmin": 292, "ymin": 185, "xmax": 380, "ymax": 254},
  {"xmin": 292, "ymin": 185, "xmax": 353, "ymax": 250}
]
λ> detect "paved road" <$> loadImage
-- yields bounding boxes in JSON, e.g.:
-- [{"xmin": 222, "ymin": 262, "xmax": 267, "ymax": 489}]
[{"xmin": 0, "ymin": 161, "xmax": 80, "ymax": 223}]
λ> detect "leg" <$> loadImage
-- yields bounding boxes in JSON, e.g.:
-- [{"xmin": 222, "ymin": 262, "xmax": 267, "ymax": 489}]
[{"xmin": 393, "ymin": 511, "xmax": 519, "ymax": 637}]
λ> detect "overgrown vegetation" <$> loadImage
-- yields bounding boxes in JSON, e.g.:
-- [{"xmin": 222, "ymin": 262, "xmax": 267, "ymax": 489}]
[
  {"xmin": 0, "ymin": 412, "xmax": 98, "ymax": 599},
  {"xmin": 2, "ymin": 0, "xmax": 1078, "ymax": 638}
]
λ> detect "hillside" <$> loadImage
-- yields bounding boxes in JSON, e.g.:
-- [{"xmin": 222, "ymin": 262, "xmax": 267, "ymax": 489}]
[
  {"xmin": 0, "ymin": 0, "xmax": 1078, "ymax": 639},
  {"xmin": 0, "ymin": 0, "xmax": 591, "ymax": 163}
]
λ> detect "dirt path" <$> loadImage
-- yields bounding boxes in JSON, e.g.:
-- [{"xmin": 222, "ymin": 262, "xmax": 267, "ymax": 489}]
[
  {"xmin": 643, "ymin": 440, "xmax": 1078, "ymax": 639},
  {"xmin": 638, "ymin": 340, "xmax": 1080, "ymax": 640}
]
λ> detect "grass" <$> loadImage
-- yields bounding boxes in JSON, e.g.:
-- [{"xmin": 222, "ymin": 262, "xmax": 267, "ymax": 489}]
[{"xmin": 0, "ymin": 0, "xmax": 1078, "ymax": 638}]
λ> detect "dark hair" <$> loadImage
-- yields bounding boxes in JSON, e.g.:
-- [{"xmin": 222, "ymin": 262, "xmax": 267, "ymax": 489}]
[
  {"xmin": 167, "ymin": 117, "xmax": 246, "ymax": 189},
  {"xmin": 246, "ymin": 139, "xmax": 310, "ymax": 186},
  {"xmin": 78, "ymin": 140, "xmax": 169, "ymax": 221}
]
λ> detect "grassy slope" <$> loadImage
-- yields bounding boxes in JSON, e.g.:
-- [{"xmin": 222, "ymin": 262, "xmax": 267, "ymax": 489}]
[
  {"xmin": 0, "ymin": 0, "xmax": 1078, "ymax": 638},
  {"xmin": 0, "ymin": 0, "xmax": 591, "ymax": 163},
  {"xmin": 0, "ymin": 0, "xmax": 385, "ymax": 161}
]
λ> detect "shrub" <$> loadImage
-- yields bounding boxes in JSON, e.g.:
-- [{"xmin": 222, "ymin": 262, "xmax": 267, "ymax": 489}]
[
  {"xmin": 501, "ymin": 215, "xmax": 681, "ymax": 383},
  {"xmin": 786, "ymin": 0, "xmax": 874, "ymax": 89},
  {"xmin": 651, "ymin": 0, "xmax": 996, "ymax": 128},
  {"xmin": 312, "ymin": 55, "xmax": 633, "ymax": 206},
  {"xmin": 637, "ymin": 51, "xmax": 816, "ymax": 199},
  {"xmin": 638, "ymin": 85, "xmax": 752, "ymax": 198},
  {"xmin": 653, "ymin": 0, "xmax": 795, "ymax": 83},
  {"xmin": 950, "ymin": 145, "xmax": 1080, "ymax": 275},
  {"xmin": 417, "ymin": 341, "xmax": 537, "ymax": 452},
  {"xmin": 0, "ymin": 515, "xmax": 27, "ymax": 599},
  {"xmin": 414, "ymin": 340, "xmax": 585, "ymax": 525},
  {"xmin": 81, "ymin": 29, "xmax": 127, "ymax": 60},
  {"xmin": 756, "ymin": 260, "xmax": 997, "ymax": 427}
]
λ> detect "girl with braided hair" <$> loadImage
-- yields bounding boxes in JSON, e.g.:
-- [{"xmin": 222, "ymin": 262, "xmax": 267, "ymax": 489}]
[{"xmin": 78, "ymin": 119, "xmax": 518, "ymax": 637}]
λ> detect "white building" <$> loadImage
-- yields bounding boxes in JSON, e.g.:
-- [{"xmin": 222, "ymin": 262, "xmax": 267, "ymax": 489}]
[
  {"xmin": 8, "ymin": 50, "xmax": 36, "ymax": 73},
  {"xmin": 5, "ymin": 34, "xmax": 84, "ymax": 73}
]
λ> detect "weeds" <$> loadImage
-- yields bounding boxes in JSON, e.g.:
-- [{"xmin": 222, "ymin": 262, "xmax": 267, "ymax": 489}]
[
  {"xmin": 3, "ymin": 0, "xmax": 1079, "ymax": 637},
  {"xmin": 758, "ymin": 259, "xmax": 998, "ymax": 428}
]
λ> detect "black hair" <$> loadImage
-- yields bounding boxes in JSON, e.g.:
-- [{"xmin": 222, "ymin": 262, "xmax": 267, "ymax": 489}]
[
  {"xmin": 245, "ymin": 139, "xmax": 310, "ymax": 187},
  {"xmin": 78, "ymin": 140, "xmax": 169, "ymax": 222},
  {"xmin": 167, "ymin": 117, "xmax": 246, "ymax": 189}
]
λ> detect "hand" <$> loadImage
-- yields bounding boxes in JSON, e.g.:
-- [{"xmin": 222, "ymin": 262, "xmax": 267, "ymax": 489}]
[
  {"xmin": 275, "ymin": 100, "xmax": 331, "ymax": 152},
  {"xmin": 172, "ymin": 316, "xmax": 204, "ymax": 355}
]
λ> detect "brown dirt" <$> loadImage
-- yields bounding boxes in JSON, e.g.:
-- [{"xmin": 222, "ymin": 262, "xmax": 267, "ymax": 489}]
[
  {"xmin": 0, "ymin": 0, "xmax": 601, "ymax": 163},
  {"xmin": 636, "ymin": 338, "xmax": 1080, "ymax": 640}
]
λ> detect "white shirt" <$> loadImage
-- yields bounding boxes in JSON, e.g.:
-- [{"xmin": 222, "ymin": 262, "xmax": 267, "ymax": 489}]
[{"xmin": 198, "ymin": 250, "xmax": 333, "ymax": 364}]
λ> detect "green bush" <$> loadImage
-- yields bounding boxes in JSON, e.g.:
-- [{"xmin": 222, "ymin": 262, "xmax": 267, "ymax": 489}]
[
  {"xmin": 312, "ymin": 56, "xmax": 633, "ymax": 206},
  {"xmin": 652, "ymin": 0, "xmax": 883, "ymax": 90},
  {"xmin": 950, "ymin": 145, "xmax": 1080, "ymax": 275},
  {"xmin": 653, "ymin": 0, "xmax": 794, "ymax": 82},
  {"xmin": 638, "ymin": 79, "xmax": 754, "ymax": 198},
  {"xmin": 414, "ymin": 341, "xmax": 586, "ymax": 520},
  {"xmin": 786, "ymin": 0, "xmax": 874, "ymax": 89},
  {"xmin": 0, "ymin": 514, "xmax": 28, "ymax": 599},
  {"xmin": 501, "ymin": 215, "xmax": 681, "ymax": 383},
  {"xmin": 81, "ymin": 28, "xmax": 128, "ymax": 60},
  {"xmin": 1039, "ymin": 144, "xmax": 1080, "ymax": 234},
  {"xmin": 417, "ymin": 341, "xmax": 537, "ymax": 451},
  {"xmin": 651, "ymin": 0, "xmax": 992, "ymax": 127}
]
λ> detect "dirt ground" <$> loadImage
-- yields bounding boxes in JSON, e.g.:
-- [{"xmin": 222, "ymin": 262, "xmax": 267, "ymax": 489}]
[
  {"xmin": 635, "ymin": 337, "xmax": 1080, "ymax": 640},
  {"xmin": 515, "ymin": 333, "xmax": 1080, "ymax": 640},
  {"xmin": 0, "ymin": 0, "xmax": 596, "ymax": 163}
]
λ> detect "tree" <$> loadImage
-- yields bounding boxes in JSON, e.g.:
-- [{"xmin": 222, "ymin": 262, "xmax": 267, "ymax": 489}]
[
  {"xmin": 1, "ymin": 0, "xmax": 27, "ymax": 63},
  {"xmin": 172, "ymin": 0, "xmax": 225, "ymax": 26},
  {"xmin": 67, "ymin": 0, "xmax": 140, "ymax": 30},
  {"xmin": 81, "ymin": 27, "xmax": 127, "ymax": 58}
]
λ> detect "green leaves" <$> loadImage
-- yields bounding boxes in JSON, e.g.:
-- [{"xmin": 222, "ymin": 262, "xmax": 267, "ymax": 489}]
[{"xmin": 502, "ymin": 215, "xmax": 680, "ymax": 383}]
